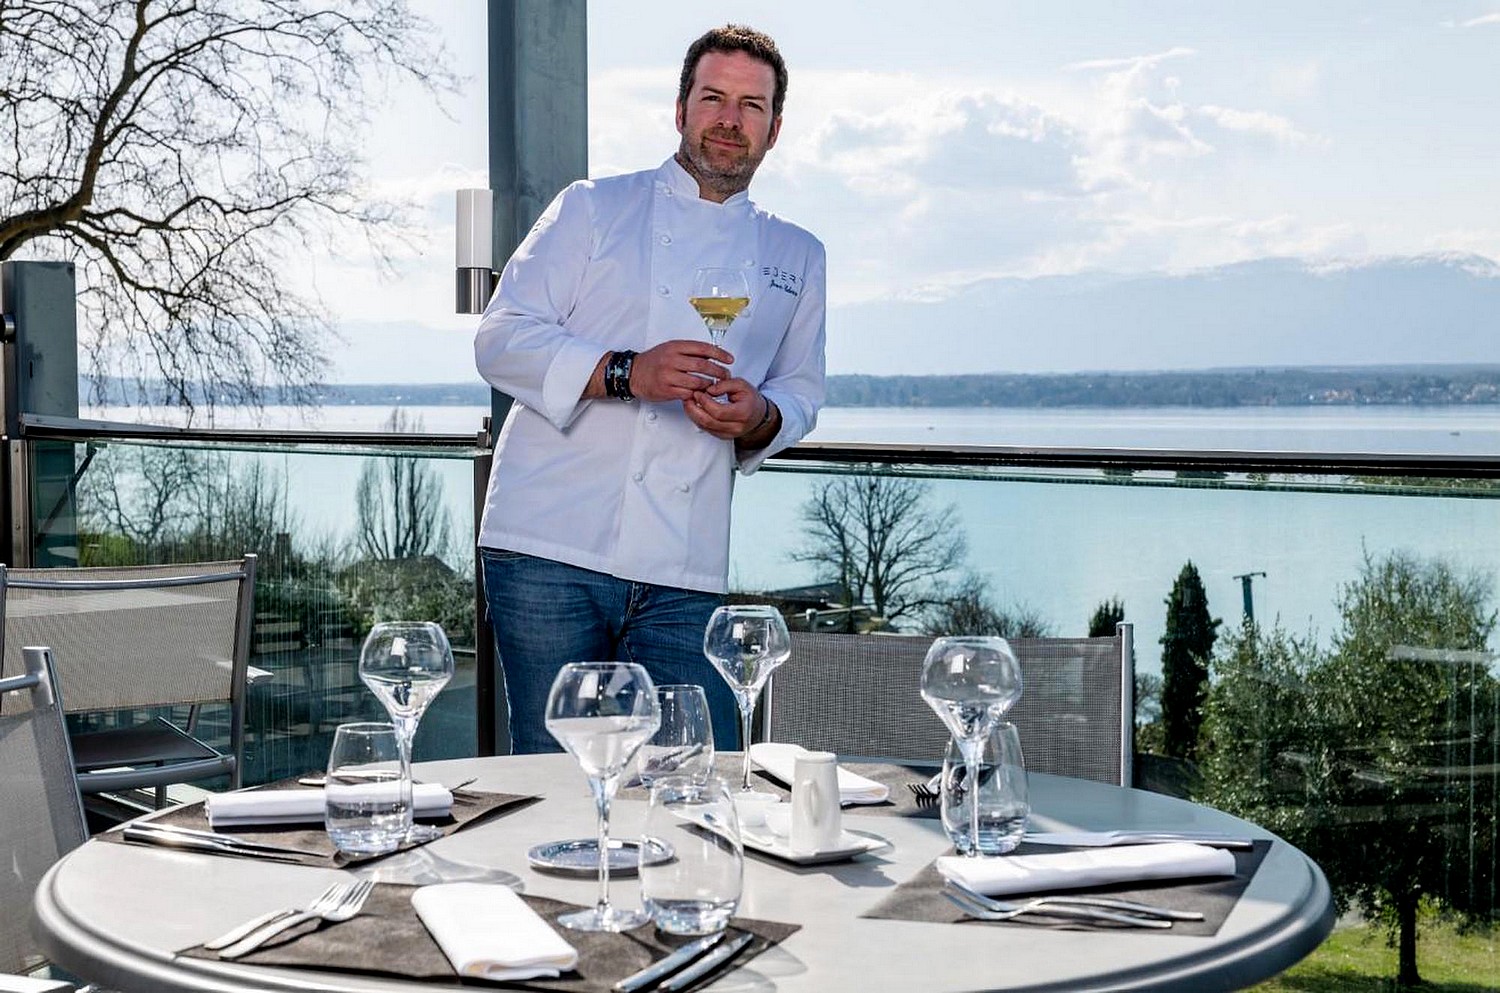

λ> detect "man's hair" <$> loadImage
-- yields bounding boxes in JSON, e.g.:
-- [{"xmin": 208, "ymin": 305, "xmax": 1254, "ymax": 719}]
[{"xmin": 677, "ymin": 24, "xmax": 788, "ymax": 118}]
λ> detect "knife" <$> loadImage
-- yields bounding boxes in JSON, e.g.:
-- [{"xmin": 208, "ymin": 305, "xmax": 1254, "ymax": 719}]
[
  {"xmin": 658, "ymin": 931, "xmax": 754, "ymax": 992},
  {"xmin": 122, "ymin": 823, "xmax": 322, "ymax": 858},
  {"xmin": 613, "ymin": 931, "xmax": 726, "ymax": 992},
  {"xmin": 1023, "ymin": 831, "xmax": 1254, "ymax": 850}
]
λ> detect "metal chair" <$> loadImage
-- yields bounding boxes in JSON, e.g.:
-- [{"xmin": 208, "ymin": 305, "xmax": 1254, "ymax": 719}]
[
  {"xmin": 764, "ymin": 624, "xmax": 1135, "ymax": 786},
  {"xmin": 0, "ymin": 642, "xmax": 87, "ymax": 988},
  {"xmin": 0, "ymin": 556, "xmax": 257, "ymax": 805}
]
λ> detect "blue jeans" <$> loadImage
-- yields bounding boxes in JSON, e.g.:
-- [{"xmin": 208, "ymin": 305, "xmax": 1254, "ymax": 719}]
[{"xmin": 480, "ymin": 548, "xmax": 738, "ymax": 755}]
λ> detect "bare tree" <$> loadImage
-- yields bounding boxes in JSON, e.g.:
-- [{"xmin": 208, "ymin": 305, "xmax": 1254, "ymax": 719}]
[
  {"xmin": 77, "ymin": 443, "xmax": 298, "ymax": 562},
  {"xmin": 922, "ymin": 572, "xmax": 1054, "ymax": 638},
  {"xmin": 791, "ymin": 473, "xmax": 967, "ymax": 627},
  {"xmin": 353, "ymin": 408, "xmax": 451, "ymax": 561},
  {"xmin": 0, "ymin": 0, "xmax": 454, "ymax": 415}
]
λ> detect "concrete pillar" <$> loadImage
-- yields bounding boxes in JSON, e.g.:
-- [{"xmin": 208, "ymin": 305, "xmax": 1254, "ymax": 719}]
[{"xmin": 479, "ymin": 0, "xmax": 588, "ymax": 754}]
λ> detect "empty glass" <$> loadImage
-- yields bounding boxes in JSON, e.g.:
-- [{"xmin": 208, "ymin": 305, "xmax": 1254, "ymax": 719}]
[
  {"xmin": 703, "ymin": 604, "xmax": 791, "ymax": 798},
  {"xmin": 325, "ymin": 722, "xmax": 411, "ymax": 856},
  {"xmin": 641, "ymin": 776, "xmax": 743, "ymax": 935},
  {"xmin": 545, "ymin": 661, "xmax": 661, "ymax": 932},
  {"xmin": 637, "ymin": 684, "xmax": 715, "ymax": 788},
  {"xmin": 919, "ymin": 635, "xmax": 1023, "ymax": 858},
  {"xmin": 358, "ymin": 621, "xmax": 455, "ymax": 843},
  {"xmin": 941, "ymin": 722, "xmax": 1029, "ymax": 856}
]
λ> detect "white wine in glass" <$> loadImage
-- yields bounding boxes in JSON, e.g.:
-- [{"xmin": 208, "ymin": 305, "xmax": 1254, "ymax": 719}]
[{"xmin": 690, "ymin": 267, "xmax": 750, "ymax": 347}]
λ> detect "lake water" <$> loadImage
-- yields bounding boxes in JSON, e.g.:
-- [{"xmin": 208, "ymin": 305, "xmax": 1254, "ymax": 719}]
[
  {"xmin": 84, "ymin": 403, "xmax": 1500, "ymax": 673},
  {"xmin": 101, "ymin": 402, "xmax": 1500, "ymax": 455}
]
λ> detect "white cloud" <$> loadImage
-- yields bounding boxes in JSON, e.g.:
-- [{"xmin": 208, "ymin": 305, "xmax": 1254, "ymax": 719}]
[
  {"xmin": 1194, "ymin": 105, "xmax": 1315, "ymax": 146},
  {"xmin": 1461, "ymin": 12, "xmax": 1500, "ymax": 27},
  {"xmin": 580, "ymin": 53, "xmax": 1460, "ymax": 311},
  {"xmin": 1062, "ymin": 47, "xmax": 1197, "ymax": 74}
]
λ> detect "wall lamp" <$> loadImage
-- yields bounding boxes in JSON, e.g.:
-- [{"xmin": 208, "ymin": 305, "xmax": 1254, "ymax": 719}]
[{"xmin": 455, "ymin": 188, "xmax": 497, "ymax": 314}]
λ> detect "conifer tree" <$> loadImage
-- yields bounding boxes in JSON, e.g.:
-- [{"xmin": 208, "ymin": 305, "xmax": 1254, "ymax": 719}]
[{"xmin": 1160, "ymin": 562, "xmax": 1219, "ymax": 760}]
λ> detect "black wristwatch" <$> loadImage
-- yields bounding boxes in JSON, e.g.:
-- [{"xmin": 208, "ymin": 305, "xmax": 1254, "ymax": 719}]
[{"xmin": 605, "ymin": 350, "xmax": 637, "ymax": 401}]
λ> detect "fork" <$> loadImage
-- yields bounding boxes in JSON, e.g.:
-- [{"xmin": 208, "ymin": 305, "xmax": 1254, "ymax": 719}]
[
  {"xmin": 907, "ymin": 782, "xmax": 939, "ymax": 805},
  {"xmin": 944, "ymin": 878, "xmax": 1204, "ymax": 922},
  {"xmin": 203, "ymin": 882, "xmax": 346, "ymax": 950},
  {"xmin": 218, "ymin": 879, "xmax": 375, "ymax": 959},
  {"xmin": 942, "ymin": 888, "xmax": 1172, "ymax": 928}
]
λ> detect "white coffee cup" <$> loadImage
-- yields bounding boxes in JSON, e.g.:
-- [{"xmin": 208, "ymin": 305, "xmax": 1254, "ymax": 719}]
[
  {"xmin": 791, "ymin": 751, "xmax": 842, "ymax": 852},
  {"xmin": 732, "ymin": 792, "xmax": 779, "ymax": 828}
]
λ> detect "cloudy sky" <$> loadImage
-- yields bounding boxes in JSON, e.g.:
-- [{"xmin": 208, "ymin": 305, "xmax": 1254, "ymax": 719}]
[{"xmin": 320, "ymin": 1, "xmax": 1500, "ymax": 382}]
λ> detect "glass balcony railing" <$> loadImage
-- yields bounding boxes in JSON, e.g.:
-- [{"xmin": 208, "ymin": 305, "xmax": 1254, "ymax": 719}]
[
  {"xmin": 12, "ymin": 414, "xmax": 1498, "ymax": 983},
  {"xmin": 734, "ymin": 441, "xmax": 1498, "ymax": 985},
  {"xmin": 17, "ymin": 414, "xmax": 488, "ymax": 790}
]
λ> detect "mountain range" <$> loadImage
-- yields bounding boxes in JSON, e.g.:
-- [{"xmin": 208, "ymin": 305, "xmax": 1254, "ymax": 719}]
[{"xmin": 824, "ymin": 254, "xmax": 1500, "ymax": 376}]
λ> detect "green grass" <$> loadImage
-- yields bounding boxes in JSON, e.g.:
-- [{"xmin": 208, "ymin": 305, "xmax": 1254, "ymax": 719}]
[{"xmin": 1249, "ymin": 917, "xmax": 1500, "ymax": 992}]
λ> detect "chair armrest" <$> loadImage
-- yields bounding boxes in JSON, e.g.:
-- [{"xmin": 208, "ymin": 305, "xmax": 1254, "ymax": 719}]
[{"xmin": 245, "ymin": 665, "xmax": 274, "ymax": 688}]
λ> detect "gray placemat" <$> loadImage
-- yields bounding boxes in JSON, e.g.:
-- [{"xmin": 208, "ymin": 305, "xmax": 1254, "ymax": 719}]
[
  {"xmin": 861, "ymin": 840, "xmax": 1273, "ymax": 936},
  {"xmin": 101, "ymin": 776, "xmax": 538, "ymax": 866},
  {"xmin": 180, "ymin": 883, "xmax": 799, "ymax": 992},
  {"xmin": 621, "ymin": 755, "xmax": 939, "ymax": 820}
]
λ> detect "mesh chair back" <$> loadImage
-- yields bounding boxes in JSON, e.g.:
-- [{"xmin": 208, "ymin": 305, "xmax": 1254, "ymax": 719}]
[
  {"xmin": 0, "ymin": 642, "xmax": 88, "ymax": 975},
  {"xmin": 1006, "ymin": 628, "xmax": 1133, "ymax": 786},
  {"xmin": 1, "ymin": 559, "xmax": 255, "ymax": 714},
  {"xmin": 767, "ymin": 632, "xmax": 951, "ymax": 763},
  {"xmin": 767, "ymin": 625, "xmax": 1134, "ymax": 785}
]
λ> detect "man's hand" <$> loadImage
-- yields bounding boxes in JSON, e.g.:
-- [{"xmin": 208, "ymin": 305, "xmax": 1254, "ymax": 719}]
[
  {"xmin": 684, "ymin": 378, "xmax": 780, "ymax": 447},
  {"xmin": 629, "ymin": 340, "xmax": 733, "ymax": 402}
]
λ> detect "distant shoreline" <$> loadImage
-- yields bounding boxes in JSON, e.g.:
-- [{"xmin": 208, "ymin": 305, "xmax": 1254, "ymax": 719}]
[
  {"xmin": 89, "ymin": 364, "xmax": 1500, "ymax": 409},
  {"xmin": 326, "ymin": 366, "xmax": 1500, "ymax": 410}
]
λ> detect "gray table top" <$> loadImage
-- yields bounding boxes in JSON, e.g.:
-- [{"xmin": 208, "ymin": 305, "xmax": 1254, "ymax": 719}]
[{"xmin": 34, "ymin": 754, "xmax": 1333, "ymax": 993}]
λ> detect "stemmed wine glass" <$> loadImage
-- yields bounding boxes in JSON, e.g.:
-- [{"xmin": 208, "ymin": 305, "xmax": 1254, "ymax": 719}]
[
  {"xmin": 919, "ymin": 636, "xmax": 1022, "ymax": 858},
  {"xmin": 690, "ymin": 267, "xmax": 750, "ymax": 348},
  {"xmin": 703, "ymin": 604, "xmax": 791, "ymax": 799},
  {"xmin": 358, "ymin": 621, "xmax": 455, "ymax": 844},
  {"xmin": 545, "ymin": 661, "xmax": 661, "ymax": 931}
]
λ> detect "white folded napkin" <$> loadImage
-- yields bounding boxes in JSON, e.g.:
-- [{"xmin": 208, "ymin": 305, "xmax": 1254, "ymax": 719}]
[
  {"xmin": 749, "ymin": 742, "xmax": 890, "ymax": 805},
  {"xmin": 205, "ymin": 783, "xmax": 452, "ymax": 827},
  {"xmin": 413, "ymin": 883, "xmax": 578, "ymax": 981},
  {"xmin": 937, "ymin": 841, "xmax": 1236, "ymax": 897}
]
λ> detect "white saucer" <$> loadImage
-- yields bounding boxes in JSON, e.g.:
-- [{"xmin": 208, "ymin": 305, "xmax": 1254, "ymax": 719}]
[{"xmin": 739, "ymin": 825, "xmax": 892, "ymax": 865}]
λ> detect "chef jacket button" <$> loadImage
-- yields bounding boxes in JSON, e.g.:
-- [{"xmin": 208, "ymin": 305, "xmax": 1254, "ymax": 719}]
[
  {"xmin": 657, "ymin": 284, "xmax": 670, "ymax": 296},
  {"xmin": 743, "ymin": 259, "xmax": 754, "ymax": 267},
  {"xmin": 678, "ymin": 482, "xmax": 690, "ymax": 493},
  {"xmin": 633, "ymin": 471, "xmax": 644, "ymax": 483},
  {"xmin": 659, "ymin": 234, "xmax": 672, "ymax": 246},
  {"xmin": 647, "ymin": 410, "xmax": 658, "ymax": 422}
]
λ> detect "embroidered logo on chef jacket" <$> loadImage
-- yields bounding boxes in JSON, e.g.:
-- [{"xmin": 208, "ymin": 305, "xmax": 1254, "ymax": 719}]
[{"xmin": 762, "ymin": 266, "xmax": 802, "ymax": 297}]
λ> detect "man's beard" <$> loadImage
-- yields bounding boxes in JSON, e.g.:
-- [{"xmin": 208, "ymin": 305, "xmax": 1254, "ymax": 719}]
[{"xmin": 679, "ymin": 128, "xmax": 762, "ymax": 192}]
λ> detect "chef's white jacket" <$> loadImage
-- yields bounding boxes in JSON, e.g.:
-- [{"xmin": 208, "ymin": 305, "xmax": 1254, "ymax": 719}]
[{"xmin": 475, "ymin": 157, "xmax": 827, "ymax": 593}]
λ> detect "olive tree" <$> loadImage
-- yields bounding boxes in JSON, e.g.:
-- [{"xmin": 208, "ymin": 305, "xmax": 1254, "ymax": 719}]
[{"xmin": 1200, "ymin": 552, "xmax": 1499, "ymax": 988}]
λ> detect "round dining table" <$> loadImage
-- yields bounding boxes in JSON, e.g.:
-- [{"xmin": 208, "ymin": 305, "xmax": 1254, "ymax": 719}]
[{"xmin": 33, "ymin": 753, "xmax": 1333, "ymax": 992}]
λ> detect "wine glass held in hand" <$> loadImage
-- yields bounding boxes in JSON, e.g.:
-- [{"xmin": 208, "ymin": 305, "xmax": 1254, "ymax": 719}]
[
  {"xmin": 919, "ymin": 636, "xmax": 1022, "ymax": 858},
  {"xmin": 358, "ymin": 621, "xmax": 456, "ymax": 844},
  {"xmin": 546, "ymin": 661, "xmax": 661, "ymax": 932},
  {"xmin": 703, "ymin": 604, "xmax": 791, "ymax": 799},
  {"xmin": 690, "ymin": 267, "xmax": 750, "ymax": 348}
]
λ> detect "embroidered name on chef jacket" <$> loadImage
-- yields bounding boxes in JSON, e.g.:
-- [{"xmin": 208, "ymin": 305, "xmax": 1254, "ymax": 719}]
[{"xmin": 762, "ymin": 265, "xmax": 803, "ymax": 297}]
